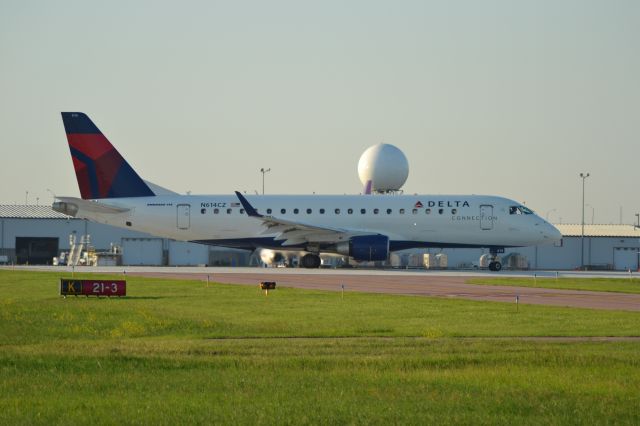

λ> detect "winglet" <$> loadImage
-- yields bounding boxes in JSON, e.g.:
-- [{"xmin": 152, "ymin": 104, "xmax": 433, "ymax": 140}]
[{"xmin": 234, "ymin": 191, "xmax": 262, "ymax": 217}]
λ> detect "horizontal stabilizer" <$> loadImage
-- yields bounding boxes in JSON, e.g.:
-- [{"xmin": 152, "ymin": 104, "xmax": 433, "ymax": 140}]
[{"xmin": 52, "ymin": 196, "xmax": 130, "ymax": 217}]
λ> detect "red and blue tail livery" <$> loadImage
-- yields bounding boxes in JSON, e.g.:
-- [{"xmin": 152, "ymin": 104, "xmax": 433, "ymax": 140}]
[{"xmin": 61, "ymin": 112, "xmax": 154, "ymax": 199}]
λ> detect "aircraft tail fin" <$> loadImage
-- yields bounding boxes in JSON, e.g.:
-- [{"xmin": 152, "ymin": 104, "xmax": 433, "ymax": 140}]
[{"xmin": 61, "ymin": 112, "xmax": 155, "ymax": 199}]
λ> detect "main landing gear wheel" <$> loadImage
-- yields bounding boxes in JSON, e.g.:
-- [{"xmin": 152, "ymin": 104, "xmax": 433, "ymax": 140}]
[
  {"xmin": 487, "ymin": 248, "xmax": 504, "ymax": 272},
  {"xmin": 301, "ymin": 253, "xmax": 321, "ymax": 269}
]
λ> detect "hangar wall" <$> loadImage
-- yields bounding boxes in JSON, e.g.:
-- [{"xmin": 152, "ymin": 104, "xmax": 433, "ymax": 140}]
[
  {"xmin": 0, "ymin": 206, "xmax": 250, "ymax": 266},
  {"xmin": 1, "ymin": 218, "xmax": 152, "ymax": 249},
  {"xmin": 427, "ymin": 227, "xmax": 640, "ymax": 271}
]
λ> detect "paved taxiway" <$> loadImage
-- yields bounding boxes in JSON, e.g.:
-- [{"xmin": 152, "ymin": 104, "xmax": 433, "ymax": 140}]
[{"xmin": 8, "ymin": 266, "xmax": 640, "ymax": 311}]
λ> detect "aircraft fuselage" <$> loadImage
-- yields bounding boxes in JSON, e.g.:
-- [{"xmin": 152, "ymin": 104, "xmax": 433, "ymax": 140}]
[{"xmin": 70, "ymin": 193, "xmax": 561, "ymax": 252}]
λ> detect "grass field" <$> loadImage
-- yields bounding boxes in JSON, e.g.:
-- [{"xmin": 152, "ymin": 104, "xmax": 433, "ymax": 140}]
[
  {"xmin": 467, "ymin": 276, "xmax": 640, "ymax": 294},
  {"xmin": 1, "ymin": 270, "xmax": 639, "ymax": 424}
]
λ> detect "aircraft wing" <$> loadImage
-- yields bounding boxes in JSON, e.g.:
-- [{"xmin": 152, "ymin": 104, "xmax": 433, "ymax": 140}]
[{"xmin": 234, "ymin": 191, "xmax": 364, "ymax": 246}]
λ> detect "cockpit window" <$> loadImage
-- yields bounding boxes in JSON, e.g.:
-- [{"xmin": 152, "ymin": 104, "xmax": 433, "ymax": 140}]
[{"xmin": 509, "ymin": 206, "xmax": 534, "ymax": 215}]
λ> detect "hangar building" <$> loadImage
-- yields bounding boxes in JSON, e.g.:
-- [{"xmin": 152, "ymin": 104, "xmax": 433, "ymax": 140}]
[
  {"xmin": 0, "ymin": 205, "xmax": 250, "ymax": 266},
  {"xmin": 429, "ymin": 224, "xmax": 640, "ymax": 271},
  {"xmin": 1, "ymin": 205, "xmax": 638, "ymax": 270}
]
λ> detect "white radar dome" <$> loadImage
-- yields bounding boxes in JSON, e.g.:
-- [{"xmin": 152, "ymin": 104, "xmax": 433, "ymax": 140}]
[{"xmin": 358, "ymin": 143, "xmax": 409, "ymax": 193}]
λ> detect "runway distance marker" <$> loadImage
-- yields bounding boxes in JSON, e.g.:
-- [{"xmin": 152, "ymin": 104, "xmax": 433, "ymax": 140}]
[
  {"xmin": 260, "ymin": 281, "xmax": 276, "ymax": 295},
  {"xmin": 60, "ymin": 279, "xmax": 126, "ymax": 297}
]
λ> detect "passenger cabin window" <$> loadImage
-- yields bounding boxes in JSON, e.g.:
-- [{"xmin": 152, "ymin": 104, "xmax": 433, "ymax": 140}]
[
  {"xmin": 386, "ymin": 208, "xmax": 392, "ymax": 214},
  {"xmin": 214, "ymin": 208, "xmax": 219, "ymax": 214},
  {"xmin": 373, "ymin": 208, "xmax": 379, "ymax": 214},
  {"xmin": 267, "ymin": 208, "xmax": 272, "ymax": 214},
  {"xmin": 347, "ymin": 208, "xmax": 353, "ymax": 214},
  {"xmin": 451, "ymin": 209, "xmax": 457, "ymax": 215},
  {"xmin": 227, "ymin": 208, "xmax": 232, "ymax": 214},
  {"xmin": 240, "ymin": 209, "xmax": 245, "ymax": 214},
  {"xmin": 438, "ymin": 208, "xmax": 443, "ymax": 214},
  {"xmin": 399, "ymin": 209, "xmax": 405, "ymax": 215},
  {"xmin": 360, "ymin": 208, "xmax": 366, "ymax": 214},
  {"xmin": 319, "ymin": 208, "xmax": 325, "ymax": 214},
  {"xmin": 412, "ymin": 209, "xmax": 418, "ymax": 215},
  {"xmin": 294, "ymin": 208, "xmax": 299, "ymax": 214},
  {"xmin": 335, "ymin": 208, "xmax": 340, "ymax": 214},
  {"xmin": 425, "ymin": 208, "xmax": 431, "ymax": 214},
  {"xmin": 306, "ymin": 208, "xmax": 312, "ymax": 214},
  {"xmin": 281, "ymin": 208, "xmax": 286, "ymax": 214},
  {"xmin": 201, "ymin": 208, "xmax": 206, "ymax": 214},
  {"xmin": 509, "ymin": 206, "xmax": 533, "ymax": 215}
]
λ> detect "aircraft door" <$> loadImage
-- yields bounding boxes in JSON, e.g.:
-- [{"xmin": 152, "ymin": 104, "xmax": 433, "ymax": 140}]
[
  {"xmin": 480, "ymin": 205, "xmax": 493, "ymax": 230},
  {"xmin": 177, "ymin": 204, "xmax": 190, "ymax": 230}
]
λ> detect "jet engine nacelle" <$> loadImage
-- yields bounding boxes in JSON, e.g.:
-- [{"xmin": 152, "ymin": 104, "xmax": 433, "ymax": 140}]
[
  {"xmin": 336, "ymin": 235, "xmax": 389, "ymax": 261},
  {"xmin": 259, "ymin": 249, "xmax": 285, "ymax": 265}
]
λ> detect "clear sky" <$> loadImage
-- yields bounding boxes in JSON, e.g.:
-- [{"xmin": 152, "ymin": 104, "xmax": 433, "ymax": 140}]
[{"xmin": 1, "ymin": 0, "xmax": 638, "ymax": 224}]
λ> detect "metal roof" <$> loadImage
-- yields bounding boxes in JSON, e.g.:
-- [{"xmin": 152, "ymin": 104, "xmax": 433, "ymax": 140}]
[
  {"xmin": 0, "ymin": 205, "xmax": 72, "ymax": 219},
  {"xmin": 555, "ymin": 224, "xmax": 640, "ymax": 238}
]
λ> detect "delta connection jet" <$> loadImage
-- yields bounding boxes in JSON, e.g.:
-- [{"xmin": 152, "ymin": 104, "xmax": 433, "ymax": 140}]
[{"xmin": 52, "ymin": 112, "xmax": 562, "ymax": 271}]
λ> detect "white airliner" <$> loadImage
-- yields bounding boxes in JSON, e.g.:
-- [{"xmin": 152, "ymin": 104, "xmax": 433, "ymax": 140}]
[{"xmin": 52, "ymin": 112, "xmax": 562, "ymax": 271}]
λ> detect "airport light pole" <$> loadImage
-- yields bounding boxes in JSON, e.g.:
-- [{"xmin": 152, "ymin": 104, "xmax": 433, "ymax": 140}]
[
  {"xmin": 635, "ymin": 213, "xmax": 639, "ymax": 228},
  {"xmin": 260, "ymin": 168, "xmax": 271, "ymax": 195},
  {"xmin": 585, "ymin": 204, "xmax": 594, "ymax": 224},
  {"xmin": 580, "ymin": 173, "xmax": 590, "ymax": 270}
]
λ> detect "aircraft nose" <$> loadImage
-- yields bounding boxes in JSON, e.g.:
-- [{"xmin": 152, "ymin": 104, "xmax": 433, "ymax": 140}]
[
  {"xmin": 542, "ymin": 223, "xmax": 562, "ymax": 243},
  {"xmin": 532, "ymin": 219, "xmax": 562, "ymax": 245}
]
